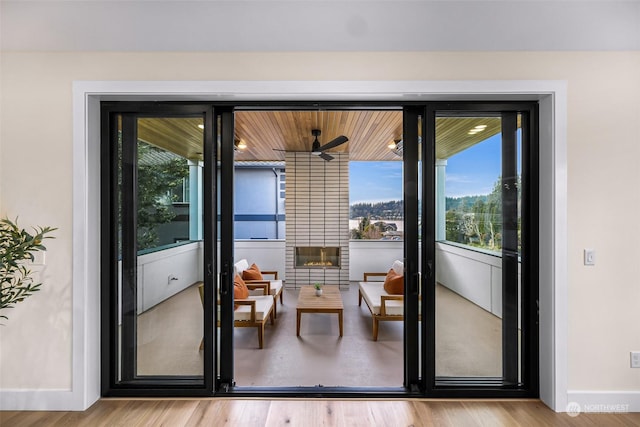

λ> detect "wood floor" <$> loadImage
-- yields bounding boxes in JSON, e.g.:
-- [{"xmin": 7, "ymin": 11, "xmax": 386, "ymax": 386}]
[{"xmin": 2, "ymin": 399, "xmax": 639, "ymax": 426}]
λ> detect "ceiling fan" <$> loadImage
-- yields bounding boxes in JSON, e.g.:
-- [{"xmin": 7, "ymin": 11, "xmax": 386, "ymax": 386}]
[{"xmin": 309, "ymin": 129, "xmax": 348, "ymax": 161}]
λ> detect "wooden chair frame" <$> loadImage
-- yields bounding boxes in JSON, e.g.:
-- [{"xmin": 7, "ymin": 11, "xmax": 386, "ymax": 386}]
[
  {"xmin": 358, "ymin": 272, "xmax": 405, "ymax": 341},
  {"xmin": 198, "ymin": 283, "xmax": 275, "ymax": 350}
]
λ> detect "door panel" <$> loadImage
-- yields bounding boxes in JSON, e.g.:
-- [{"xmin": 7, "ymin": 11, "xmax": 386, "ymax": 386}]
[
  {"xmin": 434, "ymin": 114, "xmax": 505, "ymax": 378},
  {"xmin": 424, "ymin": 105, "xmax": 537, "ymax": 395},
  {"xmin": 102, "ymin": 104, "xmax": 216, "ymax": 394}
]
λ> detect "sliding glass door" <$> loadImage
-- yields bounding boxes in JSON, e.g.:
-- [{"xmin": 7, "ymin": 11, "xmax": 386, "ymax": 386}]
[
  {"xmin": 422, "ymin": 103, "xmax": 538, "ymax": 396},
  {"xmin": 101, "ymin": 100, "xmax": 538, "ymax": 398},
  {"xmin": 101, "ymin": 103, "xmax": 217, "ymax": 394}
]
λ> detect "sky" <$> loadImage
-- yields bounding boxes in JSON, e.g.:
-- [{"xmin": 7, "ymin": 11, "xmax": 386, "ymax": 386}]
[
  {"xmin": 349, "ymin": 161, "xmax": 403, "ymax": 204},
  {"xmin": 444, "ymin": 133, "xmax": 502, "ymax": 198},
  {"xmin": 349, "ymin": 132, "xmax": 509, "ymax": 204}
]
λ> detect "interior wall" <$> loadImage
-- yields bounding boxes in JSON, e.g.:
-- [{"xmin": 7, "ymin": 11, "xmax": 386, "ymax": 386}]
[{"xmin": 0, "ymin": 51, "xmax": 639, "ymax": 407}]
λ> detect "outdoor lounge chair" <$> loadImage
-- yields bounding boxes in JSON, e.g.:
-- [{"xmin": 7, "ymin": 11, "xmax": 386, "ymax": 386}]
[
  {"xmin": 358, "ymin": 260, "xmax": 406, "ymax": 341},
  {"xmin": 198, "ymin": 281, "xmax": 275, "ymax": 350},
  {"xmin": 234, "ymin": 258, "xmax": 284, "ymax": 318}
]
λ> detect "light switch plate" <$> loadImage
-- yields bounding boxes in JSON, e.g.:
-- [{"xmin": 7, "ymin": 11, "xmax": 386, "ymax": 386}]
[
  {"xmin": 631, "ymin": 352, "xmax": 640, "ymax": 368},
  {"xmin": 584, "ymin": 249, "xmax": 595, "ymax": 266}
]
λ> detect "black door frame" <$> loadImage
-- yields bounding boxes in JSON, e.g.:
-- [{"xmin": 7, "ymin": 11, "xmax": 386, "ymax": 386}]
[
  {"xmin": 422, "ymin": 102, "xmax": 540, "ymax": 397},
  {"xmin": 100, "ymin": 100, "xmax": 538, "ymax": 399},
  {"xmin": 100, "ymin": 102, "xmax": 217, "ymax": 396}
]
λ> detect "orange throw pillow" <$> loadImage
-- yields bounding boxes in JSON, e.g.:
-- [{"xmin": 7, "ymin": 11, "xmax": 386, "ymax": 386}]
[
  {"xmin": 234, "ymin": 274, "xmax": 249, "ymax": 300},
  {"xmin": 242, "ymin": 263, "xmax": 264, "ymax": 281},
  {"xmin": 383, "ymin": 268, "xmax": 404, "ymax": 295}
]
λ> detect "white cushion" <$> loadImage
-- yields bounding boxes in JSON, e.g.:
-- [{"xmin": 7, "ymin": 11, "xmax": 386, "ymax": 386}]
[
  {"xmin": 392, "ymin": 260, "xmax": 404, "ymax": 276},
  {"xmin": 359, "ymin": 281, "xmax": 404, "ymax": 316},
  {"xmin": 246, "ymin": 279, "xmax": 283, "ymax": 297},
  {"xmin": 234, "ymin": 295, "xmax": 273, "ymax": 322},
  {"xmin": 234, "ymin": 258, "xmax": 249, "ymax": 275},
  {"xmin": 266, "ymin": 279, "xmax": 283, "ymax": 296}
]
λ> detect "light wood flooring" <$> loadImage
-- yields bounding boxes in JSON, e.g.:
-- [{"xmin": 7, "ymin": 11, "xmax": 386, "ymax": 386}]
[
  {"xmin": 2, "ymin": 399, "xmax": 639, "ymax": 426},
  {"xmin": 6, "ymin": 287, "xmax": 637, "ymax": 425}
]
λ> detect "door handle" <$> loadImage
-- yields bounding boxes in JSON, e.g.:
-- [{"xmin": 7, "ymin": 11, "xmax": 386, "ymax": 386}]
[
  {"xmin": 411, "ymin": 272, "xmax": 419, "ymax": 295},
  {"xmin": 220, "ymin": 262, "xmax": 230, "ymax": 295}
]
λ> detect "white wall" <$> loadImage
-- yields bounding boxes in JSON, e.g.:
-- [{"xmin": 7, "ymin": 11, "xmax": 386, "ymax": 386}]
[
  {"xmin": 349, "ymin": 240, "xmax": 403, "ymax": 281},
  {"xmin": 234, "ymin": 240, "xmax": 286, "ymax": 280},
  {"xmin": 435, "ymin": 242, "xmax": 521, "ymax": 321},
  {"xmin": 1, "ymin": 50, "xmax": 639, "ymax": 412},
  {"xmin": 137, "ymin": 242, "xmax": 203, "ymax": 313},
  {"xmin": 436, "ymin": 243, "xmax": 499, "ymax": 313}
]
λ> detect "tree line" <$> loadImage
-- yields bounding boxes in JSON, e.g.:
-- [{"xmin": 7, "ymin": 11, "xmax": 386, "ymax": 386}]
[{"xmin": 350, "ymin": 200, "xmax": 403, "ymax": 220}]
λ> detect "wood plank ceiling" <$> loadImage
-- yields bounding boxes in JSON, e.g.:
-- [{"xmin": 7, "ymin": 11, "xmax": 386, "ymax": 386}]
[{"xmin": 137, "ymin": 111, "xmax": 504, "ymax": 162}]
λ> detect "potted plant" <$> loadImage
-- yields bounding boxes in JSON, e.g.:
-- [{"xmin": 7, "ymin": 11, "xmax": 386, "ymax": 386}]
[
  {"xmin": 0, "ymin": 217, "xmax": 56, "ymax": 321},
  {"xmin": 314, "ymin": 282, "xmax": 323, "ymax": 296}
]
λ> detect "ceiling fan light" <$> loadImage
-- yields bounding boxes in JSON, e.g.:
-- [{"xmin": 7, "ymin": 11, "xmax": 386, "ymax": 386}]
[
  {"xmin": 388, "ymin": 141, "xmax": 398, "ymax": 150},
  {"xmin": 237, "ymin": 140, "xmax": 247, "ymax": 150}
]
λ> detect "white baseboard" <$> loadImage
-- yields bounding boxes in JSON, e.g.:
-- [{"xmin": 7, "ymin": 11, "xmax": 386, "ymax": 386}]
[
  {"xmin": 566, "ymin": 391, "xmax": 640, "ymax": 414},
  {"xmin": 0, "ymin": 390, "xmax": 91, "ymax": 411}
]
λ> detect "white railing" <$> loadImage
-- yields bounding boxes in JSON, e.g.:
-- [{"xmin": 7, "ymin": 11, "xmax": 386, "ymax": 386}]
[
  {"xmin": 436, "ymin": 241, "xmax": 521, "ymax": 319},
  {"xmin": 136, "ymin": 241, "xmax": 203, "ymax": 312},
  {"xmin": 135, "ymin": 239, "xmax": 518, "ymax": 319}
]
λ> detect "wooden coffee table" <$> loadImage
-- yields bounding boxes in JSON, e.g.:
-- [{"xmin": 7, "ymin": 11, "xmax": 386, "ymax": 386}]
[{"xmin": 296, "ymin": 285, "xmax": 344, "ymax": 337}]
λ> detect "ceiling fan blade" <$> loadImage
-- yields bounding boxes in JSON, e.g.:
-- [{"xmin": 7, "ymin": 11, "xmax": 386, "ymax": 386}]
[
  {"xmin": 318, "ymin": 135, "xmax": 348, "ymax": 152},
  {"xmin": 319, "ymin": 152, "xmax": 334, "ymax": 161},
  {"xmin": 273, "ymin": 148, "xmax": 309, "ymax": 152}
]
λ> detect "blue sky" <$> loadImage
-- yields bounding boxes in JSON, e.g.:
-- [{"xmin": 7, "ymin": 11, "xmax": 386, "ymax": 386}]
[
  {"xmin": 349, "ymin": 133, "xmax": 508, "ymax": 203},
  {"xmin": 444, "ymin": 133, "xmax": 502, "ymax": 198},
  {"xmin": 349, "ymin": 161, "xmax": 403, "ymax": 204}
]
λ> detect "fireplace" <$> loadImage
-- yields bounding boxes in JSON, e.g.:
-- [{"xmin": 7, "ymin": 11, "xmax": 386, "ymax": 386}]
[
  {"xmin": 295, "ymin": 247, "xmax": 341, "ymax": 269},
  {"xmin": 286, "ymin": 152, "xmax": 349, "ymax": 287}
]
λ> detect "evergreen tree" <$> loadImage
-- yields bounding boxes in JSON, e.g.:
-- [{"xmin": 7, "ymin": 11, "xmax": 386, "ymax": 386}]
[{"xmin": 136, "ymin": 142, "xmax": 189, "ymax": 250}]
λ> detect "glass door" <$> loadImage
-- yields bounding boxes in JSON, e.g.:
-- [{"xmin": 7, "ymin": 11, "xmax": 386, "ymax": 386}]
[
  {"xmin": 101, "ymin": 101, "xmax": 538, "ymax": 398},
  {"xmin": 422, "ymin": 103, "xmax": 539, "ymax": 396},
  {"xmin": 101, "ymin": 103, "xmax": 217, "ymax": 394}
]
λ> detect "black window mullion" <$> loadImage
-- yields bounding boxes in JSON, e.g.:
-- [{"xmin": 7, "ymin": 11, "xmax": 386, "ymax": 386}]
[
  {"xmin": 520, "ymin": 108, "xmax": 540, "ymax": 393},
  {"xmin": 101, "ymin": 111, "xmax": 119, "ymax": 392},
  {"xmin": 203, "ymin": 106, "xmax": 217, "ymax": 393},
  {"xmin": 402, "ymin": 107, "xmax": 420, "ymax": 390},
  {"xmin": 501, "ymin": 112, "xmax": 519, "ymax": 385},
  {"xmin": 422, "ymin": 106, "xmax": 437, "ymax": 393},
  {"xmin": 218, "ymin": 107, "xmax": 236, "ymax": 389},
  {"xmin": 120, "ymin": 113, "xmax": 138, "ymax": 382}
]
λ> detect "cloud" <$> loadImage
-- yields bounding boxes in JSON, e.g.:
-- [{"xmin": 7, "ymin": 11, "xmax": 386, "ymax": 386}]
[{"xmin": 445, "ymin": 174, "xmax": 476, "ymax": 184}]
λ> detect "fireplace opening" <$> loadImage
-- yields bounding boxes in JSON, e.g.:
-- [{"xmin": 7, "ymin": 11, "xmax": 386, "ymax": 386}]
[{"xmin": 295, "ymin": 247, "xmax": 340, "ymax": 269}]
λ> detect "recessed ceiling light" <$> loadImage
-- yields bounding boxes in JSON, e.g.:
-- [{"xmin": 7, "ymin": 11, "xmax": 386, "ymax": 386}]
[
  {"xmin": 197, "ymin": 124, "xmax": 204, "ymax": 129},
  {"xmin": 473, "ymin": 125, "xmax": 487, "ymax": 130}
]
